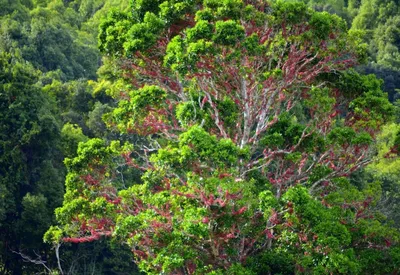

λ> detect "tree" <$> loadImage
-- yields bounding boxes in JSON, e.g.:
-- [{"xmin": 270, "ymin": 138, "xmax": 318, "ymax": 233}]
[
  {"xmin": 0, "ymin": 51, "xmax": 64, "ymax": 274},
  {"xmin": 349, "ymin": 0, "xmax": 400, "ymax": 102},
  {"xmin": 47, "ymin": 0, "xmax": 399, "ymax": 274},
  {"xmin": 362, "ymin": 123, "xmax": 400, "ymax": 228}
]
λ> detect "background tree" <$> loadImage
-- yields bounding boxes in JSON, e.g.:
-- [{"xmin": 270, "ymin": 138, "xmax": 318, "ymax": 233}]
[
  {"xmin": 0, "ymin": 51, "xmax": 64, "ymax": 274},
  {"xmin": 361, "ymin": 123, "xmax": 400, "ymax": 227},
  {"xmin": 350, "ymin": 0, "xmax": 400, "ymax": 100},
  {"xmin": 0, "ymin": 0, "xmax": 138, "ymax": 273},
  {"xmin": 300, "ymin": 0, "xmax": 400, "ymax": 101}
]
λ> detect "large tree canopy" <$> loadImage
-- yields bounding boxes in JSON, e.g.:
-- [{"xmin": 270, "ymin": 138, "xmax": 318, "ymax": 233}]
[{"xmin": 47, "ymin": 0, "xmax": 399, "ymax": 274}]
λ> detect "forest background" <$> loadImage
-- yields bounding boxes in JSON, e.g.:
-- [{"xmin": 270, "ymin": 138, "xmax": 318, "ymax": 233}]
[{"xmin": 1, "ymin": 0, "xmax": 400, "ymax": 274}]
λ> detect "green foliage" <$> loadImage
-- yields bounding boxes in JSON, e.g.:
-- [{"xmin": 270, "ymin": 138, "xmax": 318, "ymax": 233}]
[
  {"xmin": 309, "ymin": 11, "xmax": 346, "ymax": 39},
  {"xmin": 130, "ymin": 85, "xmax": 166, "ymax": 110},
  {"xmin": 0, "ymin": 0, "xmax": 141, "ymax": 273},
  {"xmin": 186, "ymin": 20, "xmax": 213, "ymax": 41},
  {"xmin": 348, "ymin": 0, "xmax": 400, "ymax": 100},
  {"xmin": 86, "ymin": 102, "xmax": 113, "ymax": 137},
  {"xmin": 272, "ymin": 0, "xmax": 310, "ymax": 23},
  {"xmin": 124, "ymin": 12, "xmax": 165, "ymax": 54},
  {"xmin": 61, "ymin": 123, "xmax": 89, "ymax": 158},
  {"xmin": 153, "ymin": 125, "xmax": 243, "ymax": 168},
  {"xmin": 99, "ymin": 0, "xmax": 198, "ymax": 56},
  {"xmin": 213, "ymin": 20, "xmax": 245, "ymax": 46},
  {"xmin": 0, "ymin": 51, "xmax": 64, "ymax": 273},
  {"xmin": 364, "ymin": 123, "xmax": 400, "ymax": 227},
  {"xmin": 328, "ymin": 127, "xmax": 371, "ymax": 146},
  {"xmin": 261, "ymin": 112, "xmax": 320, "ymax": 152},
  {"xmin": 0, "ymin": 0, "xmax": 131, "ymax": 81}
]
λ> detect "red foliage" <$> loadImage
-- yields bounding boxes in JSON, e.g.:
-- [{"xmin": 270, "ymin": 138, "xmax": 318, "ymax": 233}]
[{"xmin": 81, "ymin": 174, "xmax": 99, "ymax": 186}]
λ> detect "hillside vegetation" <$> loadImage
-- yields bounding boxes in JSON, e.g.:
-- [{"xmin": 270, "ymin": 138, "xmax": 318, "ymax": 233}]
[{"xmin": 0, "ymin": 0, "xmax": 400, "ymax": 274}]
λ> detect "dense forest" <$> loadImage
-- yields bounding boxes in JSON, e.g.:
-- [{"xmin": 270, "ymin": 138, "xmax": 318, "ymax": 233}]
[{"xmin": 1, "ymin": 0, "xmax": 400, "ymax": 274}]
